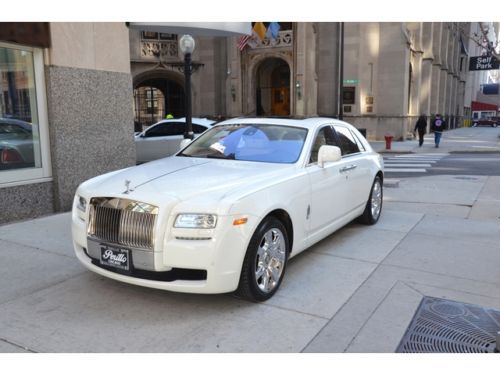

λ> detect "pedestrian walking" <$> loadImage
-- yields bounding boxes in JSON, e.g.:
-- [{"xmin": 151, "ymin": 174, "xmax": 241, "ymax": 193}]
[
  {"xmin": 414, "ymin": 115, "xmax": 427, "ymax": 147},
  {"xmin": 431, "ymin": 114, "xmax": 447, "ymax": 148}
]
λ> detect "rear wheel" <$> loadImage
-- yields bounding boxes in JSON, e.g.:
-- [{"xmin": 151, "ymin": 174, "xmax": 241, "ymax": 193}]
[
  {"xmin": 358, "ymin": 176, "xmax": 383, "ymax": 225},
  {"xmin": 236, "ymin": 217, "xmax": 288, "ymax": 302}
]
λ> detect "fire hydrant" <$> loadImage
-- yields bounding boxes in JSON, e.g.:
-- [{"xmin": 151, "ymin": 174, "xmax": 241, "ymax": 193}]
[{"xmin": 384, "ymin": 134, "xmax": 394, "ymax": 150}]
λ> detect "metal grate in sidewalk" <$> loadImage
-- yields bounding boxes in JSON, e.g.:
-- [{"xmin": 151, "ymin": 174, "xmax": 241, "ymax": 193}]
[{"xmin": 396, "ymin": 296, "xmax": 500, "ymax": 353}]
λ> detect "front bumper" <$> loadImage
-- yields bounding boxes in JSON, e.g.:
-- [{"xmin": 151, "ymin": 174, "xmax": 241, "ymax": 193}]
[{"xmin": 72, "ymin": 206, "xmax": 259, "ymax": 294}]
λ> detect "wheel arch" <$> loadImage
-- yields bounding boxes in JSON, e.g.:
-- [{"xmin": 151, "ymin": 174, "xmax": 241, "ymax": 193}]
[{"xmin": 262, "ymin": 209, "xmax": 294, "ymax": 254}]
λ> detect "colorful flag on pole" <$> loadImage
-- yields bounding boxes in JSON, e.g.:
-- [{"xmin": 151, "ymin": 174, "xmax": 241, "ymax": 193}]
[
  {"xmin": 253, "ymin": 22, "xmax": 267, "ymax": 41},
  {"xmin": 237, "ymin": 34, "xmax": 251, "ymax": 51},
  {"xmin": 266, "ymin": 22, "xmax": 280, "ymax": 41}
]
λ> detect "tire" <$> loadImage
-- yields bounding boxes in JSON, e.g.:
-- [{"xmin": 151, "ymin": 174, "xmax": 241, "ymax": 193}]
[
  {"xmin": 358, "ymin": 176, "xmax": 383, "ymax": 225},
  {"xmin": 493, "ymin": 123, "xmax": 497, "ymax": 128},
  {"xmin": 472, "ymin": 123, "xmax": 477, "ymax": 127},
  {"xmin": 236, "ymin": 217, "xmax": 289, "ymax": 302}
]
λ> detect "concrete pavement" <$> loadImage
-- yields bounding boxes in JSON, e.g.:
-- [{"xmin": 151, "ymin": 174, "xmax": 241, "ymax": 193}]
[
  {"xmin": 371, "ymin": 126, "xmax": 500, "ymax": 154},
  {"xmin": 0, "ymin": 128, "xmax": 499, "ymax": 352}
]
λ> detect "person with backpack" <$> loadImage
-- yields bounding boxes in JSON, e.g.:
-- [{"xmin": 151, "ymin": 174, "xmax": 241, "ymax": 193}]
[
  {"xmin": 431, "ymin": 114, "xmax": 447, "ymax": 148},
  {"xmin": 414, "ymin": 115, "xmax": 427, "ymax": 147}
]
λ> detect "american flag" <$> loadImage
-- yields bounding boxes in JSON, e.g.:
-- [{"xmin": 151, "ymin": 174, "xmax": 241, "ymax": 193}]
[{"xmin": 237, "ymin": 35, "xmax": 251, "ymax": 51}]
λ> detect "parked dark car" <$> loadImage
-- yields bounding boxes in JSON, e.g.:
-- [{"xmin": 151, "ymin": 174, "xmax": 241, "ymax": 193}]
[{"xmin": 472, "ymin": 117, "xmax": 499, "ymax": 128}]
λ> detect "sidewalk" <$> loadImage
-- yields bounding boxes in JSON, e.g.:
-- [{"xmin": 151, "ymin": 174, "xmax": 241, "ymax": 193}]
[
  {"xmin": 0, "ymin": 128, "xmax": 499, "ymax": 353},
  {"xmin": 370, "ymin": 126, "xmax": 500, "ymax": 154}
]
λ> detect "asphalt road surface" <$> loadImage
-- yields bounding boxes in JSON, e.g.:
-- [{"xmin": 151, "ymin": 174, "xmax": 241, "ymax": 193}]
[{"xmin": 383, "ymin": 153, "xmax": 500, "ymax": 178}]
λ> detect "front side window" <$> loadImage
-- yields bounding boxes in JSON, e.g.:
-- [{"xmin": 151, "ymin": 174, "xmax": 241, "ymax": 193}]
[
  {"xmin": 179, "ymin": 124, "xmax": 307, "ymax": 164},
  {"xmin": 309, "ymin": 126, "xmax": 339, "ymax": 164},
  {"xmin": 333, "ymin": 125, "xmax": 361, "ymax": 155},
  {"xmin": 0, "ymin": 42, "xmax": 50, "ymax": 185}
]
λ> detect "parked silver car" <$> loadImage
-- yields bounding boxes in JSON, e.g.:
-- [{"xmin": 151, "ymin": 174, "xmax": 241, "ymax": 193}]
[
  {"xmin": 135, "ymin": 117, "xmax": 216, "ymax": 164},
  {"xmin": 0, "ymin": 118, "xmax": 35, "ymax": 170}
]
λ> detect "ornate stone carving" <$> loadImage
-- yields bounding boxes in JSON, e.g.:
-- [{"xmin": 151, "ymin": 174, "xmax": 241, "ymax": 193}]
[{"xmin": 140, "ymin": 41, "xmax": 178, "ymax": 60}]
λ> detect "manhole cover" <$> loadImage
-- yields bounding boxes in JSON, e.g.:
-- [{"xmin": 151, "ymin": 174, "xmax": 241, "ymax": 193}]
[{"xmin": 396, "ymin": 297, "xmax": 500, "ymax": 353}]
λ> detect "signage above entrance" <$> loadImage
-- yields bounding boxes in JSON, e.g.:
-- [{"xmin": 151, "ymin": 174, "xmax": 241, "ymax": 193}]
[
  {"xmin": 343, "ymin": 79, "xmax": 359, "ymax": 85},
  {"xmin": 469, "ymin": 55, "xmax": 500, "ymax": 71}
]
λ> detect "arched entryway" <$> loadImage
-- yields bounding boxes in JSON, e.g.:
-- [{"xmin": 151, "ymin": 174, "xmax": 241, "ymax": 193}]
[
  {"xmin": 133, "ymin": 70, "xmax": 184, "ymax": 130},
  {"xmin": 256, "ymin": 58, "xmax": 290, "ymax": 116}
]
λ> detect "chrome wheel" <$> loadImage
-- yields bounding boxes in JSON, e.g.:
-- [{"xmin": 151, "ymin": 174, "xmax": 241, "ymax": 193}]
[
  {"xmin": 255, "ymin": 228, "xmax": 286, "ymax": 293},
  {"xmin": 370, "ymin": 179, "xmax": 382, "ymax": 220}
]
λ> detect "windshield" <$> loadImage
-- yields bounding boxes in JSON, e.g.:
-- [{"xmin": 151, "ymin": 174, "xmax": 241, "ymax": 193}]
[{"xmin": 178, "ymin": 124, "xmax": 308, "ymax": 164}]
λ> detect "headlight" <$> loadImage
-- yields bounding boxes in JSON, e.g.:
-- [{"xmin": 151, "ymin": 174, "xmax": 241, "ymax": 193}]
[
  {"xmin": 76, "ymin": 195, "xmax": 87, "ymax": 212},
  {"xmin": 174, "ymin": 214, "xmax": 217, "ymax": 229}
]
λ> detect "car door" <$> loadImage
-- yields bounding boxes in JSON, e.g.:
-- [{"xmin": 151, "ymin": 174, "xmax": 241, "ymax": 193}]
[
  {"xmin": 306, "ymin": 125, "xmax": 354, "ymax": 242},
  {"xmin": 136, "ymin": 122, "xmax": 185, "ymax": 162},
  {"xmin": 333, "ymin": 125, "xmax": 372, "ymax": 211}
]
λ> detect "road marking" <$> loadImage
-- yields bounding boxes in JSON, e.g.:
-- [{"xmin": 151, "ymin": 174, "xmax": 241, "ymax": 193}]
[
  {"xmin": 383, "ymin": 153, "xmax": 448, "ymax": 174},
  {"xmin": 384, "ymin": 168, "xmax": 427, "ymax": 173},
  {"xmin": 384, "ymin": 163, "xmax": 432, "ymax": 168}
]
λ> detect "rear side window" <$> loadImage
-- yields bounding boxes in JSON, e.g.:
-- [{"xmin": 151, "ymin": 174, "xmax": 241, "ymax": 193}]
[
  {"xmin": 145, "ymin": 122, "xmax": 185, "ymax": 137},
  {"xmin": 333, "ymin": 125, "xmax": 360, "ymax": 155},
  {"xmin": 192, "ymin": 124, "xmax": 208, "ymax": 134}
]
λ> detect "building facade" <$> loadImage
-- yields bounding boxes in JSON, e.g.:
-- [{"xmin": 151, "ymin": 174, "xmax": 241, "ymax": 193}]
[
  {"xmin": 1, "ymin": 22, "xmax": 491, "ymax": 224},
  {"xmin": 130, "ymin": 22, "xmax": 475, "ymax": 141},
  {"xmin": 0, "ymin": 23, "xmax": 135, "ymax": 224}
]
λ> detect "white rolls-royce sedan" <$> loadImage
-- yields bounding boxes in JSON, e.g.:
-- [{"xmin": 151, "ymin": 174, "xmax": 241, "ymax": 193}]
[{"xmin": 72, "ymin": 117, "xmax": 384, "ymax": 301}]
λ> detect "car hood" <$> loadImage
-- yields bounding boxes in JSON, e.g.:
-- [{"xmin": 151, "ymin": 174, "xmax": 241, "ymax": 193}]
[{"xmin": 81, "ymin": 156, "xmax": 295, "ymax": 202}]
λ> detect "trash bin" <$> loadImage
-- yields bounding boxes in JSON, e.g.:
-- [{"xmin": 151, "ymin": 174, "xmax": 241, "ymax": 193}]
[
  {"xmin": 357, "ymin": 128, "xmax": 367, "ymax": 138},
  {"xmin": 384, "ymin": 134, "xmax": 394, "ymax": 150}
]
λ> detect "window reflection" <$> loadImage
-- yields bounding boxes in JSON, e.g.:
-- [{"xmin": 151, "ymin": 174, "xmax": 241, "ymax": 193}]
[{"xmin": 0, "ymin": 46, "xmax": 40, "ymax": 171}]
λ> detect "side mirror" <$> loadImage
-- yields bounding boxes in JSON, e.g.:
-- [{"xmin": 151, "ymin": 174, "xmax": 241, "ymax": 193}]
[
  {"xmin": 179, "ymin": 138, "xmax": 192, "ymax": 150},
  {"xmin": 318, "ymin": 145, "xmax": 342, "ymax": 168}
]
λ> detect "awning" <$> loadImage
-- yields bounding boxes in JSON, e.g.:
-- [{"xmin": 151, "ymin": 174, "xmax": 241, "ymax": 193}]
[
  {"xmin": 127, "ymin": 22, "xmax": 252, "ymax": 37},
  {"xmin": 471, "ymin": 101, "xmax": 497, "ymax": 111}
]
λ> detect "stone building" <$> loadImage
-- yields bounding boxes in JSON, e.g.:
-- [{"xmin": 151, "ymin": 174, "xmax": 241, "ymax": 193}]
[
  {"xmin": 130, "ymin": 22, "xmax": 475, "ymax": 141},
  {"xmin": 1, "ymin": 22, "xmax": 488, "ymax": 224},
  {"xmin": 0, "ymin": 23, "xmax": 135, "ymax": 224}
]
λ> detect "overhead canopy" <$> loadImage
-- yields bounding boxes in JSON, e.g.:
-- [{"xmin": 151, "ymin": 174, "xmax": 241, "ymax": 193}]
[{"xmin": 127, "ymin": 22, "xmax": 252, "ymax": 37}]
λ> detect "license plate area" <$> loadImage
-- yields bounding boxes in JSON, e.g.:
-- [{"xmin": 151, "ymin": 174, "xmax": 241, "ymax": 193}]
[{"xmin": 99, "ymin": 244, "xmax": 130, "ymax": 271}]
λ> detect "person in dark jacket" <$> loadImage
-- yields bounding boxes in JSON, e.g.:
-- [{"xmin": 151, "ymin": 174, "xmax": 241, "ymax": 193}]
[
  {"xmin": 431, "ymin": 114, "xmax": 447, "ymax": 148},
  {"xmin": 414, "ymin": 115, "xmax": 427, "ymax": 147}
]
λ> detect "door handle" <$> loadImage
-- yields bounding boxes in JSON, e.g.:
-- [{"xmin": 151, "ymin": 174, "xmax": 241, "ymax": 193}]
[{"xmin": 340, "ymin": 164, "xmax": 357, "ymax": 173}]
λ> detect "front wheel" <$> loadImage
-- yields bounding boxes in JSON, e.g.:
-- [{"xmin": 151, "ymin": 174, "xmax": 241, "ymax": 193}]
[
  {"xmin": 358, "ymin": 176, "xmax": 383, "ymax": 225},
  {"xmin": 236, "ymin": 217, "xmax": 289, "ymax": 302}
]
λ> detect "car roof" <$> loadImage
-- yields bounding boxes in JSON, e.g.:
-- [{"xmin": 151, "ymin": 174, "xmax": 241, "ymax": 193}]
[
  {"xmin": 153, "ymin": 117, "xmax": 216, "ymax": 126},
  {"xmin": 215, "ymin": 117, "xmax": 350, "ymax": 130}
]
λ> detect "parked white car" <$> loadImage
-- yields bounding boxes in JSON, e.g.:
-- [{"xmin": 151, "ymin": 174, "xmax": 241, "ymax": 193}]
[
  {"xmin": 72, "ymin": 117, "xmax": 384, "ymax": 301},
  {"xmin": 135, "ymin": 117, "xmax": 216, "ymax": 163}
]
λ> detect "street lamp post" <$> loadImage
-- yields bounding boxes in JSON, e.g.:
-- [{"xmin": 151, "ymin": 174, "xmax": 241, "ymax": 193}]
[{"xmin": 179, "ymin": 34, "xmax": 196, "ymax": 139}]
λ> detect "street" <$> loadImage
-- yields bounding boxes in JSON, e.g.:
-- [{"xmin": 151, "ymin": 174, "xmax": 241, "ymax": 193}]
[{"xmin": 384, "ymin": 153, "xmax": 500, "ymax": 177}]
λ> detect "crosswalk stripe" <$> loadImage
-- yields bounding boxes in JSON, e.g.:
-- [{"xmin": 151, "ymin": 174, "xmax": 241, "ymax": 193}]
[
  {"xmin": 384, "ymin": 163, "xmax": 432, "ymax": 167},
  {"xmin": 385, "ymin": 159, "xmax": 437, "ymax": 163},
  {"xmin": 383, "ymin": 153, "xmax": 448, "ymax": 174},
  {"xmin": 384, "ymin": 168, "xmax": 427, "ymax": 173}
]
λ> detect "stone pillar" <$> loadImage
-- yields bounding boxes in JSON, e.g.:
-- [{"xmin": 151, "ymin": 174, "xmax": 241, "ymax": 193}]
[
  {"xmin": 420, "ymin": 22, "xmax": 434, "ymax": 132},
  {"xmin": 46, "ymin": 22, "xmax": 135, "ymax": 212},
  {"xmin": 294, "ymin": 23, "xmax": 317, "ymax": 116},
  {"xmin": 317, "ymin": 23, "xmax": 339, "ymax": 117}
]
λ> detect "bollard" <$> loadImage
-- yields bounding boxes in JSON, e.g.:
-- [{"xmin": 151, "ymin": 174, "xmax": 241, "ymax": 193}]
[{"xmin": 384, "ymin": 134, "xmax": 394, "ymax": 150}]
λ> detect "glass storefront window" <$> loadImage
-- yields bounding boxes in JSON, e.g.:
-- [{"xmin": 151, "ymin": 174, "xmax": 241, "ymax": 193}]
[{"xmin": 0, "ymin": 42, "xmax": 50, "ymax": 186}]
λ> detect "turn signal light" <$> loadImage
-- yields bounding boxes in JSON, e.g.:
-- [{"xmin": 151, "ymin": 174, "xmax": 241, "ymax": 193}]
[{"xmin": 233, "ymin": 218, "xmax": 248, "ymax": 226}]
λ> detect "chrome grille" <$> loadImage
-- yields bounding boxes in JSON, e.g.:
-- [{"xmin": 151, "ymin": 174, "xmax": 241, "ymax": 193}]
[{"xmin": 88, "ymin": 198, "xmax": 158, "ymax": 250}]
